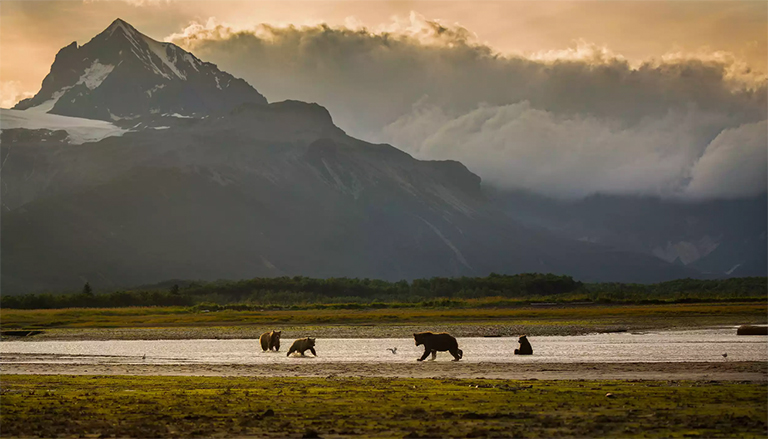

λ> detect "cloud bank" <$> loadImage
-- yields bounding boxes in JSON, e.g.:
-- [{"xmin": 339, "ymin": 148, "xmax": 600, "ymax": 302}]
[
  {"xmin": 133, "ymin": 14, "xmax": 768, "ymax": 198},
  {"xmin": 0, "ymin": 81, "xmax": 35, "ymax": 109}
]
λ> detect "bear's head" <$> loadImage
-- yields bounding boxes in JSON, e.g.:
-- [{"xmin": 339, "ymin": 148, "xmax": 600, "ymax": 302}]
[
  {"xmin": 519, "ymin": 335, "xmax": 528, "ymax": 343},
  {"xmin": 271, "ymin": 331, "xmax": 281, "ymax": 340},
  {"xmin": 306, "ymin": 337, "xmax": 315, "ymax": 347},
  {"xmin": 413, "ymin": 333, "xmax": 425, "ymax": 346}
]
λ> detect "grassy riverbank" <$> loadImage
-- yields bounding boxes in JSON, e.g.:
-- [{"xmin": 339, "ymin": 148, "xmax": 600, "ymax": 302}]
[
  {"xmin": 1, "ymin": 302, "xmax": 765, "ymax": 340},
  {"xmin": 2, "ymin": 375, "xmax": 766, "ymax": 438}
]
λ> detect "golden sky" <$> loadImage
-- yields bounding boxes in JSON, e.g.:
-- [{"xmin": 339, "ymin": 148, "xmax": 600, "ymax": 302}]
[{"xmin": 1, "ymin": 1, "xmax": 766, "ymax": 107}]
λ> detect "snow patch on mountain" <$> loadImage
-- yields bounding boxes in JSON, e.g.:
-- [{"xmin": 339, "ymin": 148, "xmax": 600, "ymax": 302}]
[
  {"xmin": 726, "ymin": 264, "xmax": 742, "ymax": 275},
  {"xmin": 652, "ymin": 236, "xmax": 720, "ymax": 265},
  {"xmin": 183, "ymin": 53, "xmax": 200, "ymax": 71},
  {"xmin": 146, "ymin": 84, "xmax": 166, "ymax": 97},
  {"xmin": 77, "ymin": 61, "xmax": 115, "ymax": 90},
  {"xmin": 24, "ymin": 87, "xmax": 72, "ymax": 114},
  {"xmin": 0, "ymin": 108, "xmax": 126, "ymax": 144},
  {"xmin": 142, "ymin": 36, "xmax": 187, "ymax": 80}
]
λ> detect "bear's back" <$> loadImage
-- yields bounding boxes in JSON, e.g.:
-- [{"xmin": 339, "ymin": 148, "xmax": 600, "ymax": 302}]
[
  {"xmin": 290, "ymin": 337, "xmax": 314, "ymax": 350},
  {"xmin": 415, "ymin": 332, "xmax": 457, "ymax": 350}
]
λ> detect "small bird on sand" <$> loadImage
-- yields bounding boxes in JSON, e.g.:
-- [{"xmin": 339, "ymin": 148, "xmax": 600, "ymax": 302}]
[
  {"xmin": 722, "ymin": 353, "xmax": 727, "ymax": 360},
  {"xmin": 387, "ymin": 347, "xmax": 398, "ymax": 354},
  {"xmin": 142, "ymin": 353, "xmax": 146, "ymax": 361}
]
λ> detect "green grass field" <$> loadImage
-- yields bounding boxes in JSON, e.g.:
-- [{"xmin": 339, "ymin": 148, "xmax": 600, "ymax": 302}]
[
  {"xmin": 2, "ymin": 302, "xmax": 765, "ymax": 330},
  {"xmin": 1, "ymin": 375, "xmax": 766, "ymax": 438}
]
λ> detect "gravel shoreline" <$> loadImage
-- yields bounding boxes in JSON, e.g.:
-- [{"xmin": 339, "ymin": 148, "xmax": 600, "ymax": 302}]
[{"xmin": 2, "ymin": 360, "xmax": 765, "ymax": 381}]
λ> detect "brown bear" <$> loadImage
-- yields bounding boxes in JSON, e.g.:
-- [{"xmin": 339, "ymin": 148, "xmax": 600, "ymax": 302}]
[
  {"xmin": 287, "ymin": 337, "xmax": 317, "ymax": 357},
  {"xmin": 413, "ymin": 332, "xmax": 463, "ymax": 361},
  {"xmin": 259, "ymin": 331, "xmax": 281, "ymax": 352},
  {"xmin": 514, "ymin": 335, "xmax": 533, "ymax": 355}
]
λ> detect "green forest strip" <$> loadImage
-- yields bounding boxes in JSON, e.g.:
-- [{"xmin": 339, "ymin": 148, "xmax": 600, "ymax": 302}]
[
  {"xmin": 1, "ymin": 274, "xmax": 766, "ymax": 310},
  {"xmin": 2, "ymin": 375, "xmax": 766, "ymax": 438}
]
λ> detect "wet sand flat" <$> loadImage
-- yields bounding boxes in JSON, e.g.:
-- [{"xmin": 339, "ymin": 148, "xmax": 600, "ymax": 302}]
[{"xmin": 2, "ymin": 358, "xmax": 765, "ymax": 381}]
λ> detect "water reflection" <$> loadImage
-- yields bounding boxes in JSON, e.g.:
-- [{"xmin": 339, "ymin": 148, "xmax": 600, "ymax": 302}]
[{"xmin": 1, "ymin": 328, "xmax": 765, "ymax": 365}]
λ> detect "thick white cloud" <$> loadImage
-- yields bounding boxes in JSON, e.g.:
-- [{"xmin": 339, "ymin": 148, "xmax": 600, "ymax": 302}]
[
  {"xmin": 383, "ymin": 101, "xmax": 752, "ymax": 198},
  {"xmin": 162, "ymin": 14, "xmax": 767, "ymax": 199},
  {"xmin": 685, "ymin": 120, "xmax": 767, "ymax": 199}
]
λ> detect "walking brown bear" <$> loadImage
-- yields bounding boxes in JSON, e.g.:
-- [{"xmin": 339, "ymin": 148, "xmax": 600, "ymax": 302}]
[
  {"xmin": 287, "ymin": 337, "xmax": 317, "ymax": 357},
  {"xmin": 259, "ymin": 331, "xmax": 281, "ymax": 352},
  {"xmin": 413, "ymin": 332, "xmax": 463, "ymax": 361},
  {"xmin": 514, "ymin": 335, "xmax": 533, "ymax": 355}
]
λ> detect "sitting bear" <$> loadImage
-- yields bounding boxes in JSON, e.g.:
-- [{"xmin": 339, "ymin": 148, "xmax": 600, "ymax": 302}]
[
  {"xmin": 287, "ymin": 337, "xmax": 317, "ymax": 357},
  {"xmin": 413, "ymin": 332, "xmax": 463, "ymax": 361},
  {"xmin": 514, "ymin": 335, "xmax": 533, "ymax": 355},
  {"xmin": 259, "ymin": 331, "xmax": 281, "ymax": 352}
]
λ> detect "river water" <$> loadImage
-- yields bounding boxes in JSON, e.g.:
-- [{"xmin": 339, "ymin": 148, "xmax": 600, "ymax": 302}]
[{"xmin": 1, "ymin": 328, "xmax": 765, "ymax": 365}]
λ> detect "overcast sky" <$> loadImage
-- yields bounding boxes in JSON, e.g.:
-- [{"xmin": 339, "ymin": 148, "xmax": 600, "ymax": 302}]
[{"xmin": 1, "ymin": 1, "xmax": 766, "ymax": 199}]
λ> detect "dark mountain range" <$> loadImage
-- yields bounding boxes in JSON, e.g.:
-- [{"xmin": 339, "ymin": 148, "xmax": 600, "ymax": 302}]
[
  {"xmin": 492, "ymin": 190, "xmax": 767, "ymax": 278},
  {"xmin": 13, "ymin": 19, "xmax": 266, "ymax": 120},
  {"xmin": 2, "ymin": 19, "xmax": 706, "ymax": 294}
]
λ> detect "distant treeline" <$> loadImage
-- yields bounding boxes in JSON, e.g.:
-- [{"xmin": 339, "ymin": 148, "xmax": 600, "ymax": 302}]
[{"xmin": 1, "ymin": 274, "xmax": 765, "ymax": 310}]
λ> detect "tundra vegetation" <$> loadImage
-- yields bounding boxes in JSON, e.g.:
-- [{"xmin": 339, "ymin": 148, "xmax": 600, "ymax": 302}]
[
  {"xmin": 1, "ymin": 275, "xmax": 765, "ymax": 310},
  {"xmin": 1, "ymin": 375, "xmax": 765, "ymax": 438}
]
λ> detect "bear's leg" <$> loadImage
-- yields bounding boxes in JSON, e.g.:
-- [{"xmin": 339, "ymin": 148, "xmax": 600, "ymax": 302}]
[
  {"xmin": 417, "ymin": 348, "xmax": 431, "ymax": 361},
  {"xmin": 430, "ymin": 350, "xmax": 437, "ymax": 361},
  {"xmin": 309, "ymin": 347, "xmax": 317, "ymax": 356},
  {"xmin": 287, "ymin": 349, "xmax": 293, "ymax": 357}
]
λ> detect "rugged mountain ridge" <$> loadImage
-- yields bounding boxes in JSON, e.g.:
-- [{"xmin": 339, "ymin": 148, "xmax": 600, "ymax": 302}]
[
  {"xmin": 1, "ymin": 19, "xmax": 700, "ymax": 294},
  {"xmin": 13, "ymin": 19, "xmax": 266, "ymax": 120}
]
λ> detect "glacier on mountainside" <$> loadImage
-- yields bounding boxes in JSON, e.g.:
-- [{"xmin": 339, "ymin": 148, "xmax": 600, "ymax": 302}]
[{"xmin": 0, "ymin": 108, "xmax": 126, "ymax": 144}]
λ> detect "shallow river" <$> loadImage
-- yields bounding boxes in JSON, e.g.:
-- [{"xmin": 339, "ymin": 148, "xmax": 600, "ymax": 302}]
[{"xmin": 1, "ymin": 328, "xmax": 765, "ymax": 365}]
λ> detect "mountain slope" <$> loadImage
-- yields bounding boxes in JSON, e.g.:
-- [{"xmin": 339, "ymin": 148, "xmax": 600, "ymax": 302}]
[
  {"xmin": 13, "ymin": 19, "xmax": 266, "ymax": 120},
  {"xmin": 1, "ymin": 108, "xmax": 699, "ymax": 293}
]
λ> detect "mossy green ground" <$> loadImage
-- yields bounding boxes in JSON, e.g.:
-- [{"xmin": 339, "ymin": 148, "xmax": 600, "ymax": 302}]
[
  {"xmin": 2, "ymin": 375, "xmax": 766, "ymax": 438},
  {"xmin": 2, "ymin": 302, "xmax": 765, "ymax": 330}
]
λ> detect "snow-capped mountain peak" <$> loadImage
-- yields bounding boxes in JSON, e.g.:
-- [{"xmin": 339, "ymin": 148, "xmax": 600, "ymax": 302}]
[
  {"xmin": 100, "ymin": 18, "xmax": 198, "ymax": 81},
  {"xmin": 13, "ymin": 18, "xmax": 267, "ymax": 121}
]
